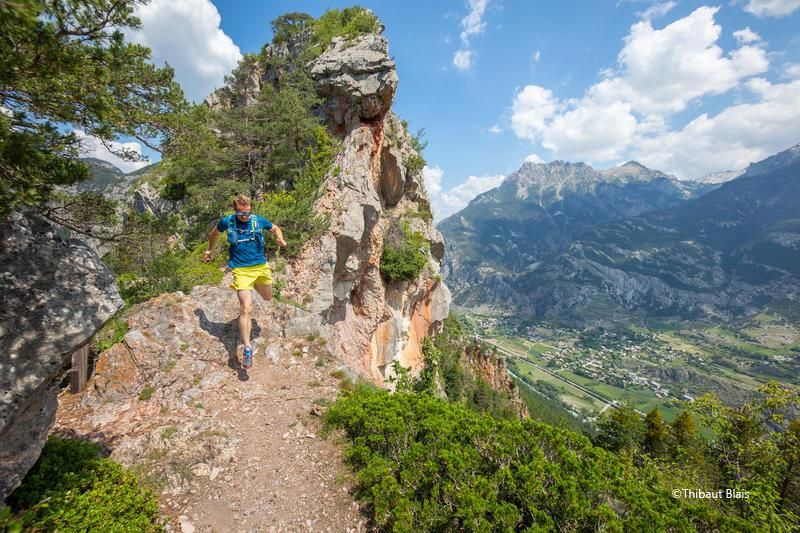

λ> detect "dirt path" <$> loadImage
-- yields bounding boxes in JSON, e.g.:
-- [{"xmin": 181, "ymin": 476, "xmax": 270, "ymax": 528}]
[
  {"xmin": 54, "ymin": 287, "xmax": 367, "ymax": 532},
  {"xmin": 167, "ymin": 350, "xmax": 365, "ymax": 533}
]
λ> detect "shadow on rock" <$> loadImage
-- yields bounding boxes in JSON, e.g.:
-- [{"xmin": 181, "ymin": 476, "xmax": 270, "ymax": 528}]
[{"xmin": 194, "ymin": 308, "xmax": 260, "ymax": 382}]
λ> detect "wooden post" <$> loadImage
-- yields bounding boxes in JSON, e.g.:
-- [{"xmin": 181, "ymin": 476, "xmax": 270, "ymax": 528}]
[{"xmin": 70, "ymin": 344, "xmax": 89, "ymax": 394}]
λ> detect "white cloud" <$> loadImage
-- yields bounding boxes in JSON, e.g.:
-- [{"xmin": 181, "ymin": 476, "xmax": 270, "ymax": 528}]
[
  {"xmin": 733, "ymin": 27, "xmax": 762, "ymax": 44},
  {"xmin": 742, "ymin": 0, "xmax": 800, "ymax": 17},
  {"xmin": 488, "ymin": 124, "xmax": 502, "ymax": 135},
  {"xmin": 74, "ymin": 130, "xmax": 150, "ymax": 173},
  {"xmin": 542, "ymin": 100, "xmax": 638, "ymax": 161},
  {"xmin": 424, "ymin": 165, "xmax": 504, "ymax": 221},
  {"xmin": 524, "ymin": 153, "xmax": 544, "ymax": 164},
  {"xmin": 126, "ymin": 0, "xmax": 241, "ymax": 102},
  {"xmin": 532, "ymin": 50, "xmax": 541, "ymax": 62},
  {"xmin": 510, "ymin": 85, "xmax": 560, "ymax": 140},
  {"xmin": 452, "ymin": 0, "xmax": 490, "ymax": 71},
  {"xmin": 590, "ymin": 7, "xmax": 769, "ymax": 115},
  {"xmin": 632, "ymin": 79, "xmax": 800, "ymax": 178},
  {"xmin": 782, "ymin": 63, "xmax": 800, "ymax": 79},
  {"xmin": 507, "ymin": 6, "xmax": 791, "ymax": 172},
  {"xmin": 459, "ymin": 0, "xmax": 489, "ymax": 44},
  {"xmin": 453, "ymin": 49, "xmax": 473, "ymax": 71},
  {"xmin": 637, "ymin": 1, "xmax": 677, "ymax": 20}
]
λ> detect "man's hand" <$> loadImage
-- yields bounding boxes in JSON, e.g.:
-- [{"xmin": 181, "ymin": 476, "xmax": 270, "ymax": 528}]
[
  {"xmin": 203, "ymin": 250, "xmax": 212, "ymax": 263},
  {"xmin": 276, "ymin": 237, "xmax": 287, "ymax": 248}
]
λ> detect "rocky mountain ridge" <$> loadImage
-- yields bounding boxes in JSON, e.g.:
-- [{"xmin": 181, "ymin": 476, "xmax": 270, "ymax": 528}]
[
  {"xmin": 442, "ymin": 143, "xmax": 800, "ymax": 325},
  {"xmin": 439, "ymin": 159, "xmax": 707, "ymax": 308}
]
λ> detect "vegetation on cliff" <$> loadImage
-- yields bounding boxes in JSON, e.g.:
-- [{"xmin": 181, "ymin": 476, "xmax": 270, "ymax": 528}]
[{"xmin": 3, "ymin": 437, "xmax": 161, "ymax": 532}]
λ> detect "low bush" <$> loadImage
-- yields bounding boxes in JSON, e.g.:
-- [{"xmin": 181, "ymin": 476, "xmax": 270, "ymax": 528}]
[
  {"xmin": 325, "ymin": 385, "xmax": 748, "ymax": 532},
  {"xmin": 6, "ymin": 437, "xmax": 161, "ymax": 532},
  {"xmin": 380, "ymin": 223, "xmax": 428, "ymax": 283}
]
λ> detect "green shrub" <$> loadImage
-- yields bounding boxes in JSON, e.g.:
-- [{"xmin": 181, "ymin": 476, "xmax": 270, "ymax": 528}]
[
  {"xmin": 404, "ymin": 154, "xmax": 425, "ymax": 179},
  {"xmin": 310, "ymin": 7, "xmax": 381, "ymax": 56},
  {"xmin": 7, "ymin": 437, "xmax": 161, "ymax": 532},
  {"xmin": 380, "ymin": 223, "xmax": 428, "ymax": 283},
  {"xmin": 92, "ymin": 313, "xmax": 129, "ymax": 353},
  {"xmin": 325, "ymin": 385, "xmax": 748, "ymax": 532},
  {"xmin": 139, "ymin": 386, "xmax": 155, "ymax": 401}
]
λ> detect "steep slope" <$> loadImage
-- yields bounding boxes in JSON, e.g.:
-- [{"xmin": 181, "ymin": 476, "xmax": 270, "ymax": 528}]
[
  {"xmin": 439, "ymin": 160, "xmax": 697, "ymax": 309},
  {"xmin": 514, "ymin": 144, "xmax": 800, "ymax": 324}
]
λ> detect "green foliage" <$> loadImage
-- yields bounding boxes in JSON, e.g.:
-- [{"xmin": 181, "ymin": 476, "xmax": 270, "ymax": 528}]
[
  {"xmin": 643, "ymin": 408, "xmax": 669, "ymax": 457},
  {"xmin": 326, "ymin": 385, "xmax": 746, "ymax": 532},
  {"xmin": 108, "ymin": 236, "xmax": 225, "ymax": 305},
  {"xmin": 255, "ymin": 127, "xmax": 336, "ymax": 257},
  {"xmin": 7, "ymin": 437, "xmax": 161, "ymax": 531},
  {"xmin": 271, "ymin": 12, "xmax": 313, "ymax": 44},
  {"xmin": 380, "ymin": 223, "xmax": 429, "ymax": 283},
  {"xmin": 404, "ymin": 154, "xmax": 425, "ymax": 178},
  {"xmin": 0, "ymin": 0, "xmax": 185, "ymax": 220},
  {"xmin": 593, "ymin": 401, "xmax": 644, "ymax": 453},
  {"xmin": 309, "ymin": 7, "xmax": 381, "ymax": 57},
  {"xmin": 139, "ymin": 386, "xmax": 155, "ymax": 401},
  {"xmin": 91, "ymin": 313, "xmax": 129, "ymax": 353},
  {"xmin": 689, "ymin": 382, "xmax": 800, "ymax": 528}
]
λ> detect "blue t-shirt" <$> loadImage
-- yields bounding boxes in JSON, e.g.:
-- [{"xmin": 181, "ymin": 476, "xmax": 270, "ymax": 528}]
[{"xmin": 217, "ymin": 214, "xmax": 273, "ymax": 268}]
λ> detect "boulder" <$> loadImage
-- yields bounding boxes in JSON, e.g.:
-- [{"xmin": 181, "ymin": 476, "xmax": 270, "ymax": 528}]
[
  {"xmin": 0, "ymin": 210, "xmax": 122, "ymax": 501},
  {"xmin": 310, "ymin": 34, "xmax": 398, "ymax": 131}
]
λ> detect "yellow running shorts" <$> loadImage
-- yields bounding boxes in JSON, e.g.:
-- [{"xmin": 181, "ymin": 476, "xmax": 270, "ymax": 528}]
[{"xmin": 229, "ymin": 263, "xmax": 273, "ymax": 291}]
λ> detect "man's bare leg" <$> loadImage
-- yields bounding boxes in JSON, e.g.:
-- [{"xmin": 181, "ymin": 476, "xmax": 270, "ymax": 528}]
[
  {"xmin": 254, "ymin": 283, "xmax": 272, "ymax": 302},
  {"xmin": 237, "ymin": 290, "xmax": 253, "ymax": 348}
]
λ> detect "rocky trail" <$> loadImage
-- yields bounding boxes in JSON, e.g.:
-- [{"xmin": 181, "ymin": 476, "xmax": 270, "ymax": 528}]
[{"xmin": 54, "ymin": 284, "xmax": 367, "ymax": 532}]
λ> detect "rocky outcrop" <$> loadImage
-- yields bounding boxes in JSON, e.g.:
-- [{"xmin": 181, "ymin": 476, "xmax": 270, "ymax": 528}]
[
  {"xmin": 464, "ymin": 344, "xmax": 528, "ymax": 418},
  {"xmin": 0, "ymin": 210, "xmax": 122, "ymax": 501},
  {"xmin": 310, "ymin": 34, "xmax": 398, "ymax": 133},
  {"xmin": 202, "ymin": 29, "xmax": 449, "ymax": 385},
  {"xmin": 54, "ymin": 288, "xmax": 364, "ymax": 530},
  {"xmin": 275, "ymin": 33, "xmax": 449, "ymax": 385},
  {"xmin": 133, "ymin": 181, "xmax": 180, "ymax": 217}
]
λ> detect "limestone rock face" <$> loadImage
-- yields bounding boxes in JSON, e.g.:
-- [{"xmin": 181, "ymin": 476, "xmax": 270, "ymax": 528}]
[
  {"xmin": 133, "ymin": 181, "xmax": 180, "ymax": 217},
  {"xmin": 283, "ymin": 108, "xmax": 450, "ymax": 384},
  {"xmin": 0, "ymin": 210, "xmax": 122, "ymax": 501},
  {"xmin": 310, "ymin": 34, "xmax": 398, "ymax": 132}
]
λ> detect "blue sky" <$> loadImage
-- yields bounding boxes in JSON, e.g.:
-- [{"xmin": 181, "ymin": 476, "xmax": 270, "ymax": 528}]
[{"xmin": 89, "ymin": 0, "xmax": 800, "ymax": 220}]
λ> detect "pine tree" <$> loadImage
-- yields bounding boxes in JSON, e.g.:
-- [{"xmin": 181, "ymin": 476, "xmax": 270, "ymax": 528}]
[
  {"xmin": 643, "ymin": 408, "xmax": 668, "ymax": 458},
  {"xmin": 0, "ymin": 0, "xmax": 185, "ymax": 220}
]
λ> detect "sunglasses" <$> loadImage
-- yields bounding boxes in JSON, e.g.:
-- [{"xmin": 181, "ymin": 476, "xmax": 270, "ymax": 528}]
[{"xmin": 235, "ymin": 211, "xmax": 252, "ymax": 217}]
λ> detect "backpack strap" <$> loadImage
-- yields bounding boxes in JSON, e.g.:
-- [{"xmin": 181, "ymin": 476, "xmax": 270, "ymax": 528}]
[
  {"xmin": 227, "ymin": 215, "xmax": 237, "ymax": 244},
  {"xmin": 252, "ymin": 216, "xmax": 265, "ymax": 252}
]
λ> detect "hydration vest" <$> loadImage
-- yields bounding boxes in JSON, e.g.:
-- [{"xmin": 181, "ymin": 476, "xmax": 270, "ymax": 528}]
[{"xmin": 227, "ymin": 215, "xmax": 265, "ymax": 253}]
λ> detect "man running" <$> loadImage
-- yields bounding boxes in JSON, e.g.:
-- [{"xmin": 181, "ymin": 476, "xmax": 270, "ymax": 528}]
[{"xmin": 204, "ymin": 194, "xmax": 286, "ymax": 369}]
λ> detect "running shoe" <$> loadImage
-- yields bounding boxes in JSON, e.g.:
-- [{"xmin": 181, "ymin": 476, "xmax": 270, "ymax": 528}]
[{"xmin": 242, "ymin": 345, "xmax": 253, "ymax": 369}]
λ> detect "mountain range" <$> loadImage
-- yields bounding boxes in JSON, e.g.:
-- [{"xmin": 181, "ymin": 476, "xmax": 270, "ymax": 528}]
[{"xmin": 440, "ymin": 144, "xmax": 800, "ymax": 325}]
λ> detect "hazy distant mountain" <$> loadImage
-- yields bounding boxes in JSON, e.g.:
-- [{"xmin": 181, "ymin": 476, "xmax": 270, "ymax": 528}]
[
  {"xmin": 442, "ymin": 143, "xmax": 800, "ymax": 325},
  {"xmin": 439, "ymin": 160, "xmax": 704, "ymax": 309},
  {"xmin": 70, "ymin": 158, "xmax": 159, "ymax": 201}
]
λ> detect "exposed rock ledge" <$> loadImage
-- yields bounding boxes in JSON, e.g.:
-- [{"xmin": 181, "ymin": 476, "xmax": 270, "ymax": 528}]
[{"xmin": 0, "ymin": 210, "xmax": 122, "ymax": 501}]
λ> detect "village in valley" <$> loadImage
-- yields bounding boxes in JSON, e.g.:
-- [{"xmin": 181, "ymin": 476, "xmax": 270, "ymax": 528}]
[{"xmin": 461, "ymin": 312, "xmax": 800, "ymax": 423}]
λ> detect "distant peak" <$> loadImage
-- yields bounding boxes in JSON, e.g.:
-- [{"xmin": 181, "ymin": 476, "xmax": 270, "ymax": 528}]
[{"xmin": 621, "ymin": 160, "xmax": 646, "ymax": 168}]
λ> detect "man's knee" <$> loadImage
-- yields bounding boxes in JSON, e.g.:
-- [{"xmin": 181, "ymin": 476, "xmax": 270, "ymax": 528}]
[{"xmin": 239, "ymin": 301, "xmax": 253, "ymax": 315}]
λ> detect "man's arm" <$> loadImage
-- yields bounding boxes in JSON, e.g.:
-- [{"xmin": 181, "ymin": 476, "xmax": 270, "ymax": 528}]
[
  {"xmin": 204, "ymin": 226, "xmax": 221, "ymax": 263},
  {"xmin": 270, "ymin": 224, "xmax": 287, "ymax": 247}
]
